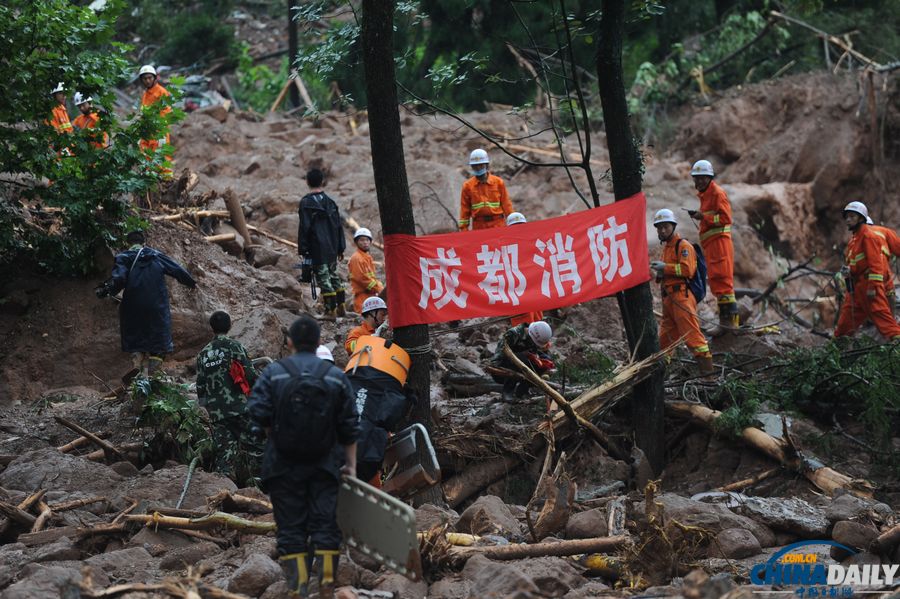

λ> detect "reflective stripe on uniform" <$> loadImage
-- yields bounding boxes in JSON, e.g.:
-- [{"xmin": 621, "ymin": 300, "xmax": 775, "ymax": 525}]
[
  {"xmin": 849, "ymin": 252, "xmax": 866, "ymax": 265},
  {"xmin": 673, "ymin": 264, "xmax": 682, "ymax": 277},
  {"xmin": 700, "ymin": 225, "xmax": 731, "ymax": 241},
  {"xmin": 365, "ymin": 277, "xmax": 379, "ymax": 290},
  {"xmin": 717, "ymin": 294, "xmax": 736, "ymax": 304},
  {"xmin": 693, "ymin": 344, "xmax": 710, "ymax": 355},
  {"xmin": 458, "ymin": 219, "xmax": 470, "ymax": 227},
  {"xmin": 470, "ymin": 201, "xmax": 502, "ymax": 210},
  {"xmin": 868, "ymin": 273, "xmax": 884, "ymax": 281}
]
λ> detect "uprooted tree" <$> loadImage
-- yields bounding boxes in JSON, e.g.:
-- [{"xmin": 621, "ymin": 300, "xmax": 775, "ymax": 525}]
[{"xmin": 0, "ymin": 0, "xmax": 180, "ymax": 278}]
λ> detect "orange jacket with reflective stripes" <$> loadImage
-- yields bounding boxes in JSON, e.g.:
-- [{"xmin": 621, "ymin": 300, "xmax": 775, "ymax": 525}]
[
  {"xmin": 345, "ymin": 321, "xmax": 375, "ymax": 354},
  {"xmin": 697, "ymin": 181, "xmax": 732, "ymax": 242},
  {"xmin": 348, "ymin": 249, "xmax": 383, "ymax": 310},
  {"xmin": 845, "ymin": 224, "xmax": 890, "ymax": 285},
  {"xmin": 660, "ymin": 233, "xmax": 697, "ymax": 291},
  {"xmin": 141, "ymin": 82, "xmax": 172, "ymax": 115},
  {"xmin": 73, "ymin": 112, "xmax": 108, "ymax": 148},
  {"xmin": 871, "ymin": 225, "xmax": 900, "ymax": 257},
  {"xmin": 458, "ymin": 174, "xmax": 513, "ymax": 231},
  {"xmin": 48, "ymin": 104, "xmax": 73, "ymax": 134}
]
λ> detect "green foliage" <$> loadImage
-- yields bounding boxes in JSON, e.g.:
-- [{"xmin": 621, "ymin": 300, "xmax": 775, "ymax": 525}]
[
  {"xmin": 234, "ymin": 44, "xmax": 289, "ymax": 113},
  {"xmin": 117, "ymin": 0, "xmax": 238, "ymax": 67},
  {"xmin": 133, "ymin": 376, "xmax": 213, "ymax": 464},
  {"xmin": 0, "ymin": 0, "xmax": 181, "ymax": 277},
  {"xmin": 557, "ymin": 349, "xmax": 616, "ymax": 386},
  {"xmin": 711, "ymin": 381, "xmax": 763, "ymax": 437}
]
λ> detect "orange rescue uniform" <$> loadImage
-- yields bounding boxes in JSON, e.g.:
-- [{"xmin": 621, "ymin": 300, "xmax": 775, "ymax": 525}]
[
  {"xmin": 345, "ymin": 321, "xmax": 375, "ymax": 355},
  {"xmin": 348, "ymin": 249, "xmax": 384, "ymax": 313},
  {"xmin": 510, "ymin": 311, "xmax": 544, "ymax": 326},
  {"xmin": 458, "ymin": 174, "xmax": 513, "ymax": 231},
  {"xmin": 48, "ymin": 104, "xmax": 73, "ymax": 134},
  {"xmin": 73, "ymin": 112, "xmax": 108, "ymax": 148},
  {"xmin": 871, "ymin": 225, "xmax": 900, "ymax": 298},
  {"xmin": 140, "ymin": 82, "xmax": 173, "ymax": 177},
  {"xmin": 697, "ymin": 181, "xmax": 735, "ymax": 306},
  {"xmin": 658, "ymin": 234, "xmax": 711, "ymax": 358},
  {"xmin": 834, "ymin": 224, "xmax": 900, "ymax": 340}
]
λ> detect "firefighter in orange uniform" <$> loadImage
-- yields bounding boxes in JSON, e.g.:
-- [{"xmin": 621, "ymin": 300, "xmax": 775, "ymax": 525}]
[
  {"xmin": 868, "ymin": 216, "xmax": 900, "ymax": 314},
  {"xmin": 348, "ymin": 227, "xmax": 384, "ymax": 314},
  {"xmin": 48, "ymin": 82, "xmax": 73, "ymax": 135},
  {"xmin": 72, "ymin": 93, "xmax": 108, "ymax": 149},
  {"xmin": 505, "ymin": 212, "xmax": 544, "ymax": 326},
  {"xmin": 345, "ymin": 297, "xmax": 388, "ymax": 355},
  {"xmin": 458, "ymin": 148, "xmax": 513, "ymax": 231},
  {"xmin": 834, "ymin": 202, "xmax": 900, "ymax": 340},
  {"xmin": 687, "ymin": 159, "xmax": 737, "ymax": 334},
  {"xmin": 650, "ymin": 209, "xmax": 714, "ymax": 377},
  {"xmin": 138, "ymin": 65, "xmax": 173, "ymax": 178}
]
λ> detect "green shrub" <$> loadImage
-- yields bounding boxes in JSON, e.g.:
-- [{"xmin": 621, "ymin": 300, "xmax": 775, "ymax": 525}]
[{"xmin": 155, "ymin": 13, "xmax": 239, "ymax": 67}]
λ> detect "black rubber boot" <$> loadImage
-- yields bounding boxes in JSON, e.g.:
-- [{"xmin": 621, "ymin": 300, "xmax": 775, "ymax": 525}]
[
  {"xmin": 335, "ymin": 289, "xmax": 347, "ymax": 317},
  {"xmin": 314, "ymin": 550, "xmax": 340, "ymax": 599},
  {"xmin": 278, "ymin": 552, "xmax": 311, "ymax": 598}
]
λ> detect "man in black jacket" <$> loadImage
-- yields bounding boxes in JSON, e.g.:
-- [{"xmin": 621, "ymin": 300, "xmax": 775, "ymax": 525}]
[
  {"xmin": 248, "ymin": 316, "xmax": 358, "ymax": 599},
  {"xmin": 95, "ymin": 230, "xmax": 196, "ymax": 376},
  {"xmin": 298, "ymin": 168, "xmax": 347, "ymax": 318}
]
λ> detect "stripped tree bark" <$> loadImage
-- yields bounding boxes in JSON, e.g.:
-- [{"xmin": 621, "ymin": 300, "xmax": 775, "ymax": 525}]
[{"xmin": 449, "ymin": 535, "xmax": 630, "ymax": 562}]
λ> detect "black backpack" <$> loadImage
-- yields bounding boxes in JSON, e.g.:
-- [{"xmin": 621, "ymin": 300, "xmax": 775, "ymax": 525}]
[
  {"xmin": 679, "ymin": 238, "xmax": 708, "ymax": 303},
  {"xmin": 271, "ymin": 358, "xmax": 337, "ymax": 462}
]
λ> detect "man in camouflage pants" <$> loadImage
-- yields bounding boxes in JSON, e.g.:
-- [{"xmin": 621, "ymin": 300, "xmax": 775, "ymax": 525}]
[
  {"xmin": 298, "ymin": 168, "xmax": 347, "ymax": 318},
  {"xmin": 196, "ymin": 311, "xmax": 263, "ymax": 485}
]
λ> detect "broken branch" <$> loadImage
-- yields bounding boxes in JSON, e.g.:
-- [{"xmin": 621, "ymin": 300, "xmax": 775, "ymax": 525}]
[
  {"xmin": 450, "ymin": 535, "xmax": 630, "ymax": 561},
  {"xmin": 53, "ymin": 416, "xmax": 125, "ymax": 462},
  {"xmin": 124, "ymin": 511, "xmax": 276, "ymax": 534}
]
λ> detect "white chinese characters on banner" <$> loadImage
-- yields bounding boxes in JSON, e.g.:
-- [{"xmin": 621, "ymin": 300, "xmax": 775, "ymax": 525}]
[
  {"xmin": 587, "ymin": 216, "xmax": 633, "ymax": 283},
  {"xmin": 476, "ymin": 244, "xmax": 527, "ymax": 306},
  {"xmin": 532, "ymin": 232, "xmax": 582, "ymax": 298},
  {"xmin": 418, "ymin": 247, "xmax": 469, "ymax": 309}
]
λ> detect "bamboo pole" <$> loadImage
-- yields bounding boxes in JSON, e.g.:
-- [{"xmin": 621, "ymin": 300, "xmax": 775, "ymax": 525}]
[
  {"xmin": 204, "ymin": 233, "xmax": 237, "ymax": 243},
  {"xmin": 54, "ymin": 416, "xmax": 125, "ymax": 462},
  {"xmin": 57, "ymin": 432, "xmax": 109, "ymax": 453},
  {"xmin": 223, "ymin": 191, "xmax": 252, "ymax": 249}
]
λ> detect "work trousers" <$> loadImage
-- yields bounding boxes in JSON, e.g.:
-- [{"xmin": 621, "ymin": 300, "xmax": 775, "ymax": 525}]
[
  {"xmin": 268, "ymin": 467, "xmax": 342, "ymax": 556},
  {"xmin": 314, "ymin": 263, "xmax": 344, "ymax": 295},
  {"xmin": 701, "ymin": 234, "xmax": 736, "ymax": 305},
  {"xmin": 834, "ymin": 281, "xmax": 900, "ymax": 340},
  {"xmin": 659, "ymin": 287, "xmax": 711, "ymax": 358},
  {"xmin": 509, "ymin": 311, "xmax": 544, "ymax": 326}
]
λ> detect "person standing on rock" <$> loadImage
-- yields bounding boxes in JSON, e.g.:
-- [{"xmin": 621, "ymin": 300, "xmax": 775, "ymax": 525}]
[
  {"xmin": 196, "ymin": 310, "xmax": 262, "ymax": 485},
  {"xmin": 458, "ymin": 148, "xmax": 513, "ymax": 231},
  {"xmin": 298, "ymin": 168, "xmax": 347, "ymax": 318},
  {"xmin": 138, "ymin": 65, "xmax": 174, "ymax": 179},
  {"xmin": 834, "ymin": 202, "xmax": 900, "ymax": 340},
  {"xmin": 248, "ymin": 316, "xmax": 358, "ymax": 599},
  {"xmin": 348, "ymin": 227, "xmax": 384, "ymax": 314},
  {"xmin": 650, "ymin": 209, "xmax": 714, "ymax": 377},
  {"xmin": 687, "ymin": 159, "xmax": 737, "ymax": 335},
  {"xmin": 95, "ymin": 230, "xmax": 197, "ymax": 376}
]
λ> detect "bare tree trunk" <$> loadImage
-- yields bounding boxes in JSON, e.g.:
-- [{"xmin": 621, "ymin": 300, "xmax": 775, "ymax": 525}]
[
  {"xmin": 361, "ymin": 0, "xmax": 438, "ymax": 504},
  {"xmin": 596, "ymin": 0, "xmax": 665, "ymax": 473},
  {"xmin": 287, "ymin": 0, "xmax": 300, "ymax": 108}
]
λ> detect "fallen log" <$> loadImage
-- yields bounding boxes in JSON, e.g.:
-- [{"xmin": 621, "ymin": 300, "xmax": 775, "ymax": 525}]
[
  {"xmin": 443, "ymin": 455, "xmax": 521, "ymax": 509},
  {"xmin": 667, "ymin": 401, "xmax": 874, "ymax": 498},
  {"xmin": 18, "ymin": 489, "xmax": 47, "ymax": 512},
  {"xmin": 223, "ymin": 190, "xmax": 252, "ymax": 249},
  {"xmin": 717, "ymin": 467, "xmax": 780, "ymax": 492},
  {"xmin": 449, "ymin": 535, "xmax": 629, "ymax": 561},
  {"xmin": 31, "ymin": 501, "xmax": 52, "ymax": 532},
  {"xmin": 54, "ymin": 416, "xmax": 125, "ymax": 462},
  {"xmin": 871, "ymin": 523, "xmax": 900, "ymax": 555},
  {"xmin": 48, "ymin": 496, "xmax": 107, "ymax": 512},
  {"xmin": 205, "ymin": 232, "xmax": 236, "ymax": 244},
  {"xmin": 246, "ymin": 224, "xmax": 297, "ymax": 249},
  {"xmin": 124, "ymin": 511, "xmax": 275, "ymax": 534},
  {"xmin": 84, "ymin": 442, "xmax": 142, "ymax": 463},
  {"xmin": 207, "ymin": 490, "xmax": 273, "ymax": 514},
  {"xmin": 0, "ymin": 500, "xmax": 37, "ymax": 527},
  {"xmin": 17, "ymin": 522, "xmax": 127, "ymax": 547}
]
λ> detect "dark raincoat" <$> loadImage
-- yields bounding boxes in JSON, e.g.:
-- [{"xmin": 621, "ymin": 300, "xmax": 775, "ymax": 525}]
[
  {"xmin": 109, "ymin": 245, "xmax": 196, "ymax": 354},
  {"xmin": 297, "ymin": 191, "xmax": 346, "ymax": 265}
]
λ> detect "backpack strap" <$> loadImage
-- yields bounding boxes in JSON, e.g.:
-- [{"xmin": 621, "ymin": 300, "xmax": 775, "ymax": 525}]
[{"xmin": 278, "ymin": 355, "xmax": 333, "ymax": 381}]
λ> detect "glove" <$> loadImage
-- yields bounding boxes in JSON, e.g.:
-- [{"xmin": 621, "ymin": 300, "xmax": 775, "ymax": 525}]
[
  {"xmin": 650, "ymin": 260, "xmax": 665, "ymax": 273},
  {"xmin": 687, "ymin": 209, "xmax": 700, "ymax": 219},
  {"xmin": 840, "ymin": 265, "xmax": 851, "ymax": 278}
]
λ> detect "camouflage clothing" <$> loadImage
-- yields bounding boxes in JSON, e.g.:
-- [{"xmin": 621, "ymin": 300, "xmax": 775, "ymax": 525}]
[
  {"xmin": 490, "ymin": 324, "xmax": 540, "ymax": 366},
  {"xmin": 313, "ymin": 262, "xmax": 343, "ymax": 295},
  {"xmin": 196, "ymin": 335, "xmax": 263, "ymax": 483}
]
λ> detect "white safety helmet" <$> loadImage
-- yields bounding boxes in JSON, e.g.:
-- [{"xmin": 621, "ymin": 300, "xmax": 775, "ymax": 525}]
[
  {"xmin": 653, "ymin": 208, "xmax": 677, "ymax": 227},
  {"xmin": 866, "ymin": 216, "xmax": 874, "ymax": 225},
  {"xmin": 353, "ymin": 227, "xmax": 373, "ymax": 240},
  {"xmin": 138, "ymin": 65, "xmax": 158, "ymax": 77},
  {"xmin": 690, "ymin": 160, "xmax": 715, "ymax": 177},
  {"xmin": 506, "ymin": 212, "xmax": 527, "ymax": 226},
  {"xmin": 362, "ymin": 296, "xmax": 387, "ymax": 314},
  {"xmin": 843, "ymin": 201, "xmax": 869, "ymax": 219},
  {"xmin": 315, "ymin": 344, "xmax": 334, "ymax": 363},
  {"xmin": 50, "ymin": 82, "xmax": 65, "ymax": 95},
  {"xmin": 468, "ymin": 148, "xmax": 490, "ymax": 165},
  {"xmin": 73, "ymin": 92, "xmax": 92, "ymax": 106},
  {"xmin": 527, "ymin": 321, "xmax": 553, "ymax": 346}
]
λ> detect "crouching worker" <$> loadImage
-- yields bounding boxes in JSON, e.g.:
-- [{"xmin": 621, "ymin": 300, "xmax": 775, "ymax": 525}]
[
  {"xmin": 345, "ymin": 335, "xmax": 416, "ymax": 487},
  {"xmin": 490, "ymin": 321, "xmax": 555, "ymax": 403},
  {"xmin": 195, "ymin": 310, "xmax": 262, "ymax": 485},
  {"xmin": 345, "ymin": 296, "xmax": 388, "ymax": 355},
  {"xmin": 649, "ymin": 209, "xmax": 714, "ymax": 378},
  {"xmin": 248, "ymin": 316, "xmax": 359, "ymax": 599}
]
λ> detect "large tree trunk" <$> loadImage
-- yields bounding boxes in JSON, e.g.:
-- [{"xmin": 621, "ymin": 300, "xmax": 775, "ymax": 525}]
[
  {"xmin": 287, "ymin": 0, "xmax": 300, "ymax": 107},
  {"xmin": 596, "ymin": 0, "xmax": 665, "ymax": 473},
  {"xmin": 361, "ymin": 1, "xmax": 438, "ymax": 503}
]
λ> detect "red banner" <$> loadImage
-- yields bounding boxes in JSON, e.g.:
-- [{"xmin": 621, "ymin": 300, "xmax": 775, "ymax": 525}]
[{"xmin": 384, "ymin": 193, "xmax": 650, "ymax": 327}]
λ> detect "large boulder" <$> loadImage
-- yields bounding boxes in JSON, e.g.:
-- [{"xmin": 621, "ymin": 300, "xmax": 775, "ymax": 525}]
[
  {"xmin": 159, "ymin": 541, "xmax": 221, "ymax": 570},
  {"xmin": 415, "ymin": 503, "xmax": 459, "ymax": 531},
  {"xmin": 733, "ymin": 496, "xmax": 828, "ymax": 539},
  {"xmin": 831, "ymin": 521, "xmax": 878, "ymax": 551},
  {"xmin": 657, "ymin": 494, "xmax": 775, "ymax": 547},
  {"xmin": 261, "ymin": 214, "xmax": 299, "ymax": 243},
  {"xmin": 455, "ymin": 495, "xmax": 522, "ymax": 538},
  {"xmin": 512, "ymin": 557, "xmax": 588, "ymax": 597},
  {"xmin": 116, "ymin": 465, "xmax": 237, "ymax": 510},
  {"xmin": 374, "ymin": 571, "xmax": 429, "ymax": 599},
  {"xmin": 231, "ymin": 307, "xmax": 287, "ymax": 360},
  {"xmin": 0, "ymin": 448, "xmax": 123, "ymax": 496},
  {"xmin": 255, "ymin": 270, "xmax": 309, "ymax": 306},
  {"xmin": 1, "ymin": 564, "xmax": 82, "ymax": 599},
  {"xmin": 825, "ymin": 494, "xmax": 874, "ymax": 524},
  {"xmin": 85, "ymin": 547, "xmax": 156, "ymax": 583},
  {"xmin": 228, "ymin": 553, "xmax": 283, "ymax": 597},
  {"xmin": 565, "ymin": 508, "xmax": 608, "ymax": 539},
  {"xmin": 461, "ymin": 554, "xmax": 540, "ymax": 597},
  {"xmin": 708, "ymin": 528, "xmax": 763, "ymax": 559}
]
